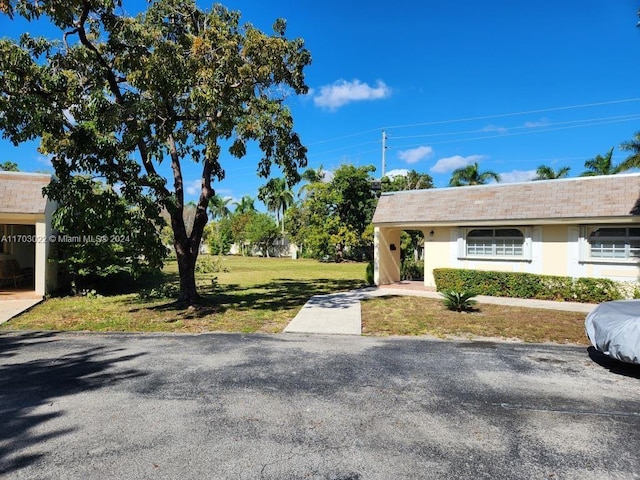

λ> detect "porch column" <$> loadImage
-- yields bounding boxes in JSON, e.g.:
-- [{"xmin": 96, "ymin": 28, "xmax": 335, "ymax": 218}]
[
  {"xmin": 34, "ymin": 220, "xmax": 46, "ymax": 296},
  {"xmin": 374, "ymin": 227, "xmax": 401, "ymax": 285}
]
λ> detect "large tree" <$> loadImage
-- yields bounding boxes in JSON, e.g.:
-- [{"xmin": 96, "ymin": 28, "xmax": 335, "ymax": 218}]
[
  {"xmin": 449, "ymin": 162, "xmax": 500, "ymax": 186},
  {"xmin": 0, "ymin": 0, "xmax": 311, "ymax": 305},
  {"xmin": 288, "ymin": 164, "xmax": 377, "ymax": 261}
]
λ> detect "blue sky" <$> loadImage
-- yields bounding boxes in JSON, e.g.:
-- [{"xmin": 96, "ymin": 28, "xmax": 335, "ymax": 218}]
[{"xmin": 2, "ymin": 0, "xmax": 640, "ymax": 207}]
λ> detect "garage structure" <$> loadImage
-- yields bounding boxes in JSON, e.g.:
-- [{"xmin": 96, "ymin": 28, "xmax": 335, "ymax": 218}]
[
  {"xmin": 372, "ymin": 173, "xmax": 640, "ymax": 287},
  {"xmin": 0, "ymin": 171, "xmax": 57, "ymax": 297}
]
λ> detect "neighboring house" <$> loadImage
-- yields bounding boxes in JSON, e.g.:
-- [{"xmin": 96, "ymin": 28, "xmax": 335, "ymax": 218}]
[
  {"xmin": 372, "ymin": 173, "xmax": 640, "ymax": 287},
  {"xmin": 0, "ymin": 171, "xmax": 57, "ymax": 296}
]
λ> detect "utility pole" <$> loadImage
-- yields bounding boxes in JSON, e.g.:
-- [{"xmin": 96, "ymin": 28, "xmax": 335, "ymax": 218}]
[{"xmin": 381, "ymin": 130, "xmax": 387, "ymax": 177}]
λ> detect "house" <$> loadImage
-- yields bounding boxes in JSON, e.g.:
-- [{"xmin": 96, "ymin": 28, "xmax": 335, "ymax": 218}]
[
  {"xmin": 372, "ymin": 173, "xmax": 640, "ymax": 287},
  {"xmin": 0, "ymin": 171, "xmax": 57, "ymax": 296}
]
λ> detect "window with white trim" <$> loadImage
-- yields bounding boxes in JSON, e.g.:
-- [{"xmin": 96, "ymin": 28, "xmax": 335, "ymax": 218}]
[
  {"xmin": 466, "ymin": 228, "xmax": 524, "ymax": 257},
  {"xmin": 588, "ymin": 227, "xmax": 640, "ymax": 260}
]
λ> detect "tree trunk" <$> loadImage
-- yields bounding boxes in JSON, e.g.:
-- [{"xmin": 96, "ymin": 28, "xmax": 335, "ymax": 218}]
[{"xmin": 175, "ymin": 245, "xmax": 199, "ymax": 305}]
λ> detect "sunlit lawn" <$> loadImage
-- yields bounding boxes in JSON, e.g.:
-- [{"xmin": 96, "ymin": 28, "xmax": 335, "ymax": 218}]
[
  {"xmin": 1, "ymin": 256, "xmax": 590, "ymax": 344},
  {"xmin": 1, "ymin": 256, "xmax": 366, "ymax": 334},
  {"xmin": 361, "ymin": 295, "xmax": 589, "ymax": 345}
]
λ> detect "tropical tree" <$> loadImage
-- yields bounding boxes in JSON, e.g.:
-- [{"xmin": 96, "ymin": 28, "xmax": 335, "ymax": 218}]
[
  {"xmin": 244, "ymin": 212, "xmax": 279, "ymax": 257},
  {"xmin": 580, "ymin": 147, "xmax": 630, "ymax": 176},
  {"xmin": 0, "ymin": 161, "xmax": 19, "ymax": 171},
  {"xmin": 382, "ymin": 169, "xmax": 434, "ymax": 192},
  {"xmin": 258, "ymin": 177, "xmax": 294, "ymax": 234},
  {"xmin": 618, "ymin": 132, "xmax": 640, "ymax": 172},
  {"xmin": 533, "ymin": 165, "xmax": 571, "ymax": 180},
  {"xmin": 297, "ymin": 166, "xmax": 325, "ymax": 197},
  {"xmin": 208, "ymin": 194, "xmax": 232, "ymax": 221},
  {"xmin": 233, "ymin": 195, "xmax": 256, "ymax": 214},
  {"xmin": 449, "ymin": 162, "xmax": 501, "ymax": 186},
  {"xmin": 0, "ymin": 1, "xmax": 311, "ymax": 305},
  {"xmin": 289, "ymin": 164, "xmax": 377, "ymax": 261}
]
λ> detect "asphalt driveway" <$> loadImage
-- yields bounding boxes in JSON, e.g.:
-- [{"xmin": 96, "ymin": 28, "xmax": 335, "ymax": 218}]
[{"xmin": 1, "ymin": 332, "xmax": 639, "ymax": 479}]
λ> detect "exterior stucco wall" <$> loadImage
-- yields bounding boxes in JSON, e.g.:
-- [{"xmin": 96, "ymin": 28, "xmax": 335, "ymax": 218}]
[
  {"xmin": 423, "ymin": 227, "xmax": 453, "ymax": 287},
  {"xmin": 374, "ymin": 227, "xmax": 401, "ymax": 285},
  {"xmin": 417, "ymin": 223, "xmax": 640, "ymax": 287},
  {"xmin": 541, "ymin": 225, "xmax": 570, "ymax": 277}
]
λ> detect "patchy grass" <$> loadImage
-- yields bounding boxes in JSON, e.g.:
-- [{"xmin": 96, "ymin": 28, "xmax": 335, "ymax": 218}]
[
  {"xmin": 1, "ymin": 256, "xmax": 366, "ymax": 334},
  {"xmin": 2, "ymin": 257, "xmax": 590, "ymax": 344},
  {"xmin": 361, "ymin": 295, "xmax": 589, "ymax": 345}
]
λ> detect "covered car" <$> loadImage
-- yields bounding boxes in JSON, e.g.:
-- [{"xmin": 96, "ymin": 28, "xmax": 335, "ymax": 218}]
[{"xmin": 585, "ymin": 300, "xmax": 640, "ymax": 365}]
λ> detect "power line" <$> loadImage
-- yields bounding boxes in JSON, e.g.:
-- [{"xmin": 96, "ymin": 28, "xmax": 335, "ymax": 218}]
[{"xmin": 382, "ymin": 97, "xmax": 640, "ymax": 131}]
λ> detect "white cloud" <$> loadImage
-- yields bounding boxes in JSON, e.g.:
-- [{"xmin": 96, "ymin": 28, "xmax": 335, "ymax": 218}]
[
  {"xmin": 523, "ymin": 118, "xmax": 549, "ymax": 128},
  {"xmin": 185, "ymin": 179, "xmax": 201, "ymax": 196},
  {"xmin": 313, "ymin": 79, "xmax": 391, "ymax": 110},
  {"xmin": 384, "ymin": 168, "xmax": 409, "ymax": 179},
  {"xmin": 481, "ymin": 124, "xmax": 508, "ymax": 134},
  {"xmin": 499, "ymin": 170, "xmax": 537, "ymax": 183},
  {"xmin": 397, "ymin": 146, "xmax": 434, "ymax": 165},
  {"xmin": 430, "ymin": 154, "xmax": 486, "ymax": 174}
]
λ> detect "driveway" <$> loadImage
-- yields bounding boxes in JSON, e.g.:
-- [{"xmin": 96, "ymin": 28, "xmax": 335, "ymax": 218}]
[{"xmin": 1, "ymin": 332, "xmax": 639, "ymax": 479}]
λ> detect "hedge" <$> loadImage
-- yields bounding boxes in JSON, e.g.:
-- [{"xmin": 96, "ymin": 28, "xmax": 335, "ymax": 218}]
[{"xmin": 432, "ymin": 268, "xmax": 624, "ymax": 303}]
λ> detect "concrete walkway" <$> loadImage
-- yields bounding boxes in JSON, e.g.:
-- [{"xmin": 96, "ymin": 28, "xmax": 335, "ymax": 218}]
[
  {"xmin": 284, "ymin": 286, "xmax": 596, "ymax": 335},
  {"xmin": 0, "ymin": 298, "xmax": 42, "ymax": 325}
]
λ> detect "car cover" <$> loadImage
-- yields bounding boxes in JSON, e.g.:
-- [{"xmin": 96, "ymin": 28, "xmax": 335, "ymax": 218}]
[{"xmin": 585, "ymin": 300, "xmax": 640, "ymax": 365}]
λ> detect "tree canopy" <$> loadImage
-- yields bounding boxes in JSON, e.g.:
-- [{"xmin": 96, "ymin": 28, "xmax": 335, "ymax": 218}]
[
  {"xmin": 449, "ymin": 162, "xmax": 500, "ymax": 186},
  {"xmin": 0, "ymin": 0, "xmax": 311, "ymax": 304},
  {"xmin": 0, "ymin": 161, "xmax": 19, "ymax": 171}
]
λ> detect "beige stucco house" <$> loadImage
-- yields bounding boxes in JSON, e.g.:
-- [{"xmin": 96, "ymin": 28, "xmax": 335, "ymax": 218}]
[
  {"xmin": 372, "ymin": 173, "xmax": 640, "ymax": 287},
  {"xmin": 0, "ymin": 171, "xmax": 57, "ymax": 296}
]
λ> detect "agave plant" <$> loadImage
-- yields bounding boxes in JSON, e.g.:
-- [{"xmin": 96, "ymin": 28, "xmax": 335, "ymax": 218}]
[{"xmin": 440, "ymin": 290, "xmax": 478, "ymax": 312}]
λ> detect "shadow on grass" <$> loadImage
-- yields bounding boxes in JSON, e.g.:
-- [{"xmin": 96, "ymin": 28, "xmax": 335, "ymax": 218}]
[
  {"xmin": 0, "ymin": 332, "xmax": 146, "ymax": 475},
  {"xmin": 135, "ymin": 278, "xmax": 366, "ymax": 318}
]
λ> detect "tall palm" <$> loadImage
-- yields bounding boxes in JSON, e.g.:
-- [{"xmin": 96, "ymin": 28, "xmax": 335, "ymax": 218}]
[
  {"xmin": 233, "ymin": 195, "xmax": 256, "ymax": 214},
  {"xmin": 449, "ymin": 162, "xmax": 501, "ymax": 186},
  {"xmin": 533, "ymin": 165, "xmax": 571, "ymax": 180},
  {"xmin": 580, "ymin": 147, "xmax": 629, "ymax": 176},
  {"xmin": 258, "ymin": 177, "xmax": 294, "ymax": 234},
  {"xmin": 297, "ymin": 166, "xmax": 324, "ymax": 197},
  {"xmin": 619, "ymin": 132, "xmax": 640, "ymax": 172},
  {"xmin": 208, "ymin": 194, "xmax": 231, "ymax": 221}
]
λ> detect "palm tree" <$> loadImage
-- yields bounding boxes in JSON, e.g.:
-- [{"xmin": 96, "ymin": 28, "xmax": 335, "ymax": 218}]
[
  {"xmin": 580, "ymin": 147, "xmax": 631, "ymax": 176},
  {"xmin": 618, "ymin": 132, "xmax": 640, "ymax": 172},
  {"xmin": 449, "ymin": 162, "xmax": 501, "ymax": 186},
  {"xmin": 233, "ymin": 195, "xmax": 256, "ymax": 214},
  {"xmin": 258, "ymin": 177, "xmax": 294, "ymax": 234},
  {"xmin": 533, "ymin": 165, "xmax": 571, "ymax": 180},
  {"xmin": 208, "ymin": 194, "xmax": 231, "ymax": 221},
  {"xmin": 297, "ymin": 166, "xmax": 324, "ymax": 198}
]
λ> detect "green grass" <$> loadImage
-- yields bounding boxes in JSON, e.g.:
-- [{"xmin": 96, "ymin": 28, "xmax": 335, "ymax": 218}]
[
  {"xmin": 1, "ymin": 256, "xmax": 590, "ymax": 344},
  {"xmin": 361, "ymin": 295, "xmax": 589, "ymax": 345},
  {"xmin": 1, "ymin": 256, "xmax": 367, "ymax": 333}
]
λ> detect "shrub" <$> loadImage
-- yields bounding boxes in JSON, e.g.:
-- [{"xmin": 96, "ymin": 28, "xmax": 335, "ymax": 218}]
[
  {"xmin": 365, "ymin": 261, "xmax": 375, "ymax": 285},
  {"xmin": 401, "ymin": 258, "xmax": 424, "ymax": 281},
  {"xmin": 433, "ymin": 268, "xmax": 623, "ymax": 303},
  {"xmin": 440, "ymin": 290, "xmax": 477, "ymax": 312},
  {"xmin": 195, "ymin": 256, "xmax": 229, "ymax": 274}
]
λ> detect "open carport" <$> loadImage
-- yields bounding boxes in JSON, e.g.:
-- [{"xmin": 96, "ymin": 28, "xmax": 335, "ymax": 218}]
[{"xmin": 1, "ymin": 332, "xmax": 639, "ymax": 479}]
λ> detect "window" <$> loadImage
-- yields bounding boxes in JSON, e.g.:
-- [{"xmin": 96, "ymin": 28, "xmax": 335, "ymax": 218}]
[
  {"xmin": 466, "ymin": 228, "xmax": 524, "ymax": 257},
  {"xmin": 589, "ymin": 227, "xmax": 640, "ymax": 260}
]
